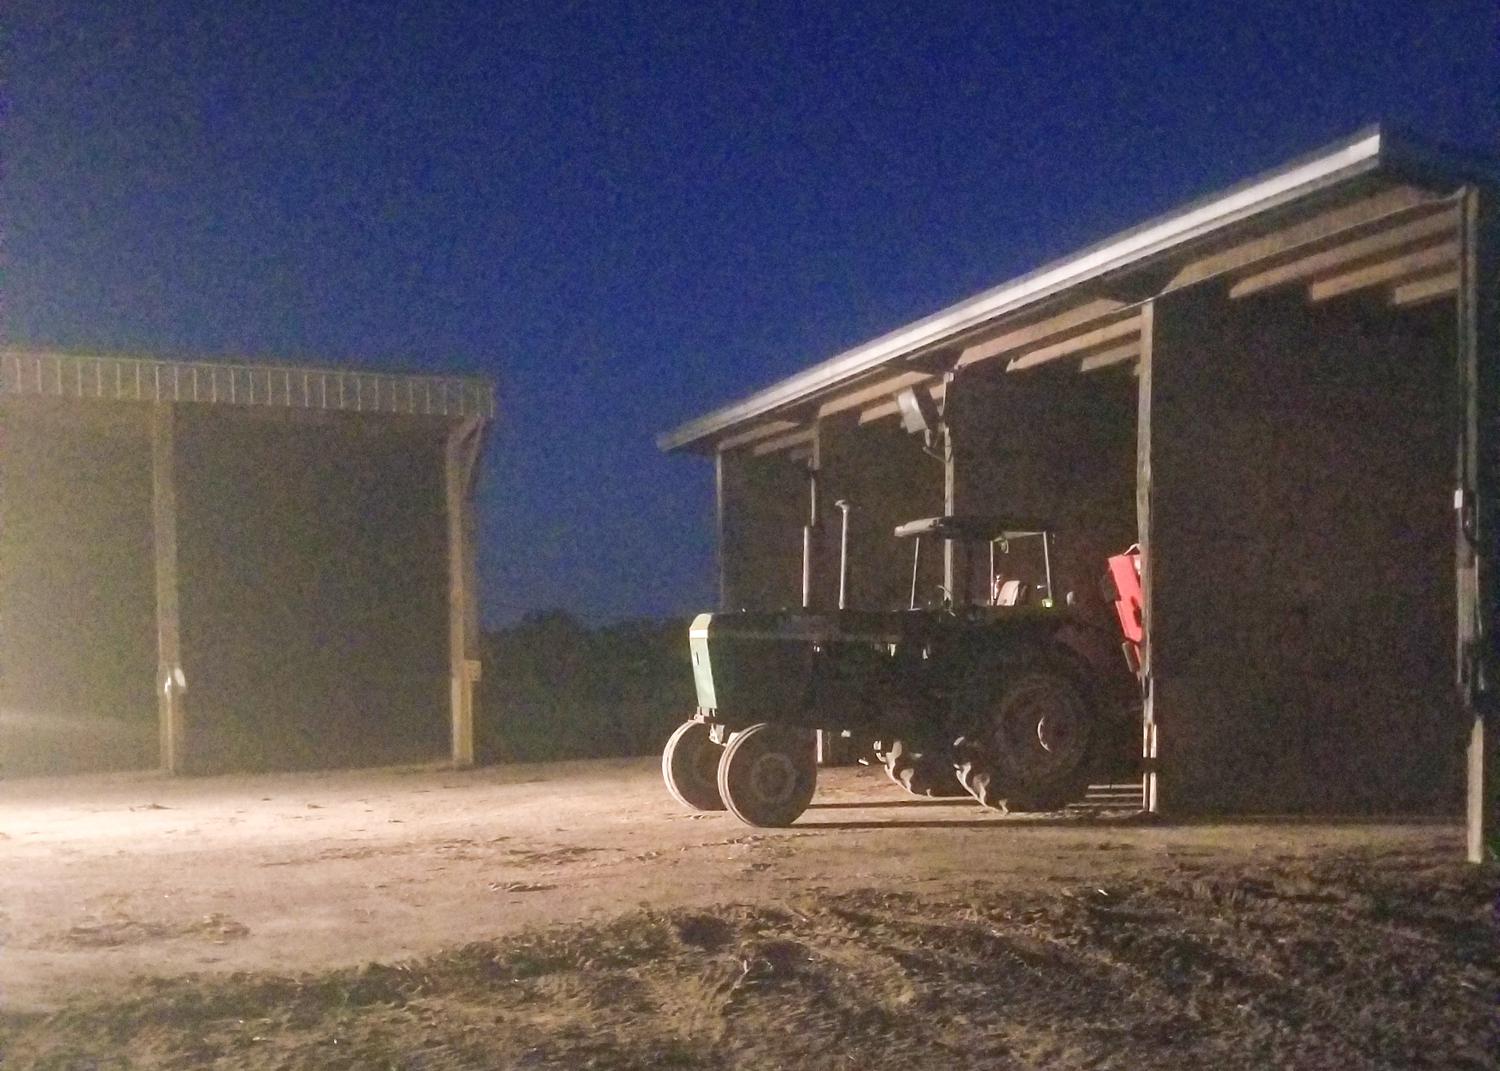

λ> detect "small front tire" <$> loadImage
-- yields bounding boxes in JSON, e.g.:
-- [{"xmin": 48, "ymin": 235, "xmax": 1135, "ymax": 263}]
[
  {"xmin": 717, "ymin": 723, "xmax": 817, "ymax": 827},
  {"xmin": 663, "ymin": 720, "xmax": 726, "ymax": 811}
]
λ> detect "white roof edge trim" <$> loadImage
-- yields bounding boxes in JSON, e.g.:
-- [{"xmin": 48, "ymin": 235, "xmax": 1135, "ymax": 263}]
[{"xmin": 660, "ymin": 129, "xmax": 1387, "ymax": 453}]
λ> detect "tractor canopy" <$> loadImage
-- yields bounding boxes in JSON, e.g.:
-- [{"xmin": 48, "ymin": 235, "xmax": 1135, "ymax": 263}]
[{"xmin": 893, "ymin": 515, "xmax": 1056, "ymax": 543}]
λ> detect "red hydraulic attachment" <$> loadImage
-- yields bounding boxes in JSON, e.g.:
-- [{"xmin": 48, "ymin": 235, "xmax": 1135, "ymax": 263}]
[{"xmin": 1107, "ymin": 546, "xmax": 1144, "ymax": 677}]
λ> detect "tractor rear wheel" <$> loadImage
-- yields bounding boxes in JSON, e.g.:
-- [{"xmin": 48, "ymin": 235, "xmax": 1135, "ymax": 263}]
[
  {"xmin": 958, "ymin": 666, "xmax": 1094, "ymax": 812},
  {"xmin": 883, "ymin": 739, "xmax": 967, "ymax": 798},
  {"xmin": 662, "ymin": 720, "xmax": 726, "ymax": 811},
  {"xmin": 717, "ymin": 723, "xmax": 817, "ymax": 827}
]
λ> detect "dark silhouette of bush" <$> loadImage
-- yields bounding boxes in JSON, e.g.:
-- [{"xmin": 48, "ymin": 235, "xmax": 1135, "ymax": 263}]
[{"xmin": 477, "ymin": 612, "xmax": 695, "ymax": 763}]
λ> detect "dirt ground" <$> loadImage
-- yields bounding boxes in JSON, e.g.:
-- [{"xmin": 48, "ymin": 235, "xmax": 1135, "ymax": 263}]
[{"xmin": 1, "ymin": 758, "xmax": 1495, "ymax": 1069}]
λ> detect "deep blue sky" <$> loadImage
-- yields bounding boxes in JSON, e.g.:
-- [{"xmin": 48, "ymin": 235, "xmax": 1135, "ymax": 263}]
[{"xmin": 4, "ymin": 1, "xmax": 1497, "ymax": 624}]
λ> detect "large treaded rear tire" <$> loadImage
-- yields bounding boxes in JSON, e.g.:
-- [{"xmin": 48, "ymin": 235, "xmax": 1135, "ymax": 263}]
[
  {"xmin": 717, "ymin": 723, "xmax": 817, "ymax": 827},
  {"xmin": 957, "ymin": 662, "xmax": 1095, "ymax": 813},
  {"xmin": 663, "ymin": 720, "xmax": 726, "ymax": 811}
]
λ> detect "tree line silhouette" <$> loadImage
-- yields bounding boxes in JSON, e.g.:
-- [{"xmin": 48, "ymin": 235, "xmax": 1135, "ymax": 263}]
[{"xmin": 477, "ymin": 612, "xmax": 695, "ymax": 763}]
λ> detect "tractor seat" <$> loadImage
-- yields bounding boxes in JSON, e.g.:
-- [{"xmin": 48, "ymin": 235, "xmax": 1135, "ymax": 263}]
[{"xmin": 994, "ymin": 578, "xmax": 1030, "ymax": 607}]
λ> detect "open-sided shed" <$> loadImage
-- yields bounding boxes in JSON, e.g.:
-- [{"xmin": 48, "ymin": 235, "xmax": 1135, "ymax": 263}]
[
  {"xmin": 0, "ymin": 349, "xmax": 493, "ymax": 776},
  {"xmin": 660, "ymin": 128, "xmax": 1499, "ymax": 862}
]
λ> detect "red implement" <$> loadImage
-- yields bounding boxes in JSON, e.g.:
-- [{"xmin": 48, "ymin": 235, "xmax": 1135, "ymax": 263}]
[{"xmin": 1107, "ymin": 548, "xmax": 1144, "ymax": 675}]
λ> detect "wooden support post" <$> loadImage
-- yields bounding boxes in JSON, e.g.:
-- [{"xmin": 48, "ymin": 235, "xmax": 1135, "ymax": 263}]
[
  {"xmin": 151, "ymin": 403, "xmax": 186, "ymax": 774},
  {"xmin": 1136, "ymin": 302, "xmax": 1158, "ymax": 814},
  {"xmin": 942, "ymin": 386, "xmax": 957, "ymax": 597},
  {"xmin": 446, "ymin": 416, "xmax": 484, "ymax": 768},
  {"xmin": 1459, "ymin": 186, "xmax": 1500, "ymax": 863},
  {"xmin": 715, "ymin": 450, "xmax": 727, "ymax": 609}
]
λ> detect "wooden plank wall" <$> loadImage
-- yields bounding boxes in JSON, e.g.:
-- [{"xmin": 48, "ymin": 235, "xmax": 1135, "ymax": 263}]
[
  {"xmin": 947, "ymin": 360, "xmax": 1138, "ymax": 617},
  {"xmin": 1150, "ymin": 285, "xmax": 1462, "ymax": 813},
  {"xmin": 816, "ymin": 414, "xmax": 943, "ymax": 611}
]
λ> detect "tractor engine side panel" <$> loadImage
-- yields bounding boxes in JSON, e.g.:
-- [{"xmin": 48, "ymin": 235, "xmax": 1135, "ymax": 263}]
[{"xmin": 690, "ymin": 611, "xmax": 919, "ymax": 731}]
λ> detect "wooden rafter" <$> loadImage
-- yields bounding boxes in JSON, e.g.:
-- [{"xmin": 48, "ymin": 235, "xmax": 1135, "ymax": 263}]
[
  {"xmin": 1228, "ymin": 208, "xmax": 1458, "ymax": 299},
  {"xmin": 1078, "ymin": 341, "xmax": 1141, "ymax": 373},
  {"xmin": 716, "ymin": 419, "xmax": 799, "ymax": 452},
  {"xmin": 1169, "ymin": 184, "xmax": 1444, "ymax": 290},
  {"xmin": 857, "ymin": 380, "xmax": 947, "ymax": 426},
  {"xmin": 954, "ymin": 298, "xmax": 1127, "ymax": 369},
  {"xmin": 1006, "ymin": 315, "xmax": 1141, "ymax": 372},
  {"xmin": 1308, "ymin": 241, "xmax": 1460, "ymax": 302},
  {"xmin": 1391, "ymin": 271, "xmax": 1460, "ymax": 308},
  {"xmin": 751, "ymin": 427, "xmax": 816, "ymax": 457},
  {"xmin": 816, "ymin": 370, "xmax": 931, "ymax": 419}
]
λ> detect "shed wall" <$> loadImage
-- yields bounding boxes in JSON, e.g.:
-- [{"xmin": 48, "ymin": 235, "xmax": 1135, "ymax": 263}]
[
  {"xmin": 0, "ymin": 399, "xmax": 158, "ymax": 774},
  {"xmin": 1150, "ymin": 287, "xmax": 1462, "ymax": 813},
  {"xmin": 949, "ymin": 362, "xmax": 1137, "ymax": 617},
  {"xmin": 817, "ymin": 416, "xmax": 943, "ymax": 610},
  {"xmin": 720, "ymin": 449, "xmax": 808, "ymax": 610}
]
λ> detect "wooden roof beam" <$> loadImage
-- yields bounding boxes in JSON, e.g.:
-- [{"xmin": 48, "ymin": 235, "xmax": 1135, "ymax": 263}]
[
  {"xmin": 716, "ymin": 419, "xmax": 800, "ymax": 452},
  {"xmin": 816, "ymin": 370, "xmax": 931, "ymax": 419},
  {"xmin": 954, "ymin": 298, "xmax": 1127, "ymax": 369},
  {"xmin": 857, "ymin": 380, "xmax": 947, "ymax": 426},
  {"xmin": 751, "ymin": 427, "xmax": 817, "ymax": 457},
  {"xmin": 1006, "ymin": 315, "xmax": 1141, "ymax": 372},
  {"xmin": 1391, "ymin": 271, "xmax": 1459, "ymax": 308},
  {"xmin": 1229, "ymin": 208, "xmax": 1459, "ymax": 299},
  {"xmin": 1169, "ymin": 184, "xmax": 1446, "ymax": 290},
  {"xmin": 1308, "ymin": 241, "xmax": 1461, "ymax": 302},
  {"xmin": 1077, "ymin": 341, "xmax": 1141, "ymax": 373}
]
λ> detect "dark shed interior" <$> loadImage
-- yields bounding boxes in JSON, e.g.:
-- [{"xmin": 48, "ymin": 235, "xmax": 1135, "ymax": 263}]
[{"xmin": 174, "ymin": 407, "xmax": 451, "ymax": 772}]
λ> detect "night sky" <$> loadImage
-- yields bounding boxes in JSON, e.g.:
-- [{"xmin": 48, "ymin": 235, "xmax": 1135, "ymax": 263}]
[{"xmin": 4, "ymin": 1, "xmax": 1496, "ymax": 624}]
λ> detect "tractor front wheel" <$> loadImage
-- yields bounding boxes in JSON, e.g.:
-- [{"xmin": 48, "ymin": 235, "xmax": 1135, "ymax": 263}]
[
  {"xmin": 663, "ymin": 720, "xmax": 726, "ymax": 811},
  {"xmin": 717, "ymin": 723, "xmax": 817, "ymax": 827}
]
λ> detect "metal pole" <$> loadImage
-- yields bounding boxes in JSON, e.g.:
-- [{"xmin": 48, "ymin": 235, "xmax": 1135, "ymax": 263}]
[
  {"xmin": 803, "ymin": 462, "xmax": 818, "ymax": 609},
  {"xmin": 989, "ymin": 539, "xmax": 997, "ymax": 607},
  {"xmin": 836, "ymin": 499, "xmax": 851, "ymax": 610},
  {"xmin": 1041, "ymin": 531, "xmax": 1054, "ymax": 605},
  {"xmin": 802, "ymin": 526, "xmax": 812, "ymax": 608},
  {"xmin": 909, "ymin": 537, "xmax": 922, "ymax": 610}
]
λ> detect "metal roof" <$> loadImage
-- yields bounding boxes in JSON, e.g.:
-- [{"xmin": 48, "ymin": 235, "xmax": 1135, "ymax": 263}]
[
  {"xmin": 660, "ymin": 125, "xmax": 1482, "ymax": 453},
  {"xmin": 0, "ymin": 348, "xmax": 496, "ymax": 421}
]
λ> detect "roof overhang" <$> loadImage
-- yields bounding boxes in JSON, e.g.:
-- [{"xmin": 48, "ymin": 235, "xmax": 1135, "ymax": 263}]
[
  {"xmin": 0, "ymin": 349, "xmax": 497, "ymax": 422},
  {"xmin": 660, "ymin": 125, "xmax": 1492, "ymax": 454}
]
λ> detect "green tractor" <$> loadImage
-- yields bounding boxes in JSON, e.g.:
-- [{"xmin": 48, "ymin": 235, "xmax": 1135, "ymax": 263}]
[{"xmin": 663, "ymin": 514, "xmax": 1142, "ymax": 826}]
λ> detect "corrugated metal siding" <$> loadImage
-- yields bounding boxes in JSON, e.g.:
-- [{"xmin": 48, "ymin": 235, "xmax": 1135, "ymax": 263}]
[{"xmin": 0, "ymin": 350, "xmax": 495, "ymax": 420}]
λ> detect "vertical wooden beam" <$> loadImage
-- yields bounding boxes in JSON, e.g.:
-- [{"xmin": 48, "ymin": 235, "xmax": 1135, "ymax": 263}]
[
  {"xmin": 714, "ymin": 449, "xmax": 727, "ymax": 609},
  {"xmin": 808, "ymin": 425, "xmax": 837, "ymax": 764},
  {"xmin": 1459, "ymin": 186, "xmax": 1500, "ymax": 863},
  {"xmin": 446, "ymin": 417, "xmax": 484, "ymax": 768},
  {"xmin": 1136, "ymin": 301, "xmax": 1158, "ymax": 814},
  {"xmin": 151, "ymin": 403, "xmax": 186, "ymax": 774},
  {"xmin": 942, "ymin": 376, "xmax": 957, "ymax": 596}
]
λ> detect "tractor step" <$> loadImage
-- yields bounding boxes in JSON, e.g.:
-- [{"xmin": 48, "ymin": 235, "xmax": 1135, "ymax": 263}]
[{"xmin": 1065, "ymin": 782, "xmax": 1146, "ymax": 815}]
